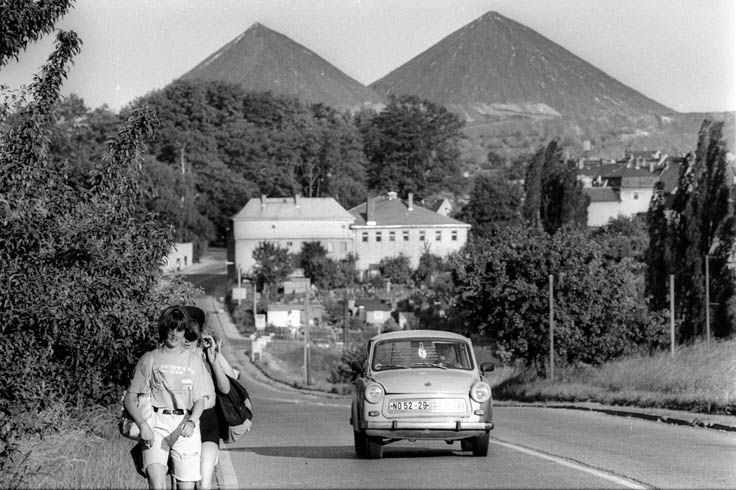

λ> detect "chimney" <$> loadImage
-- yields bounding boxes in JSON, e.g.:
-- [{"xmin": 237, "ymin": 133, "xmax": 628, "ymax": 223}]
[
  {"xmin": 407, "ymin": 193, "xmax": 414, "ymax": 211},
  {"xmin": 261, "ymin": 195, "xmax": 267, "ymax": 209},
  {"xmin": 366, "ymin": 197, "xmax": 376, "ymax": 226}
]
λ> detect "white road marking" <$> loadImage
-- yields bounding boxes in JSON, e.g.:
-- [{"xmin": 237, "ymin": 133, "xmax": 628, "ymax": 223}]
[{"xmin": 491, "ymin": 438, "xmax": 649, "ymax": 489}]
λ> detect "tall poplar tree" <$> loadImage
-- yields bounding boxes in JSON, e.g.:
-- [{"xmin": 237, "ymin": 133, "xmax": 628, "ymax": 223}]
[
  {"xmin": 644, "ymin": 181, "xmax": 671, "ymax": 311},
  {"xmin": 524, "ymin": 140, "xmax": 588, "ymax": 234},
  {"xmin": 656, "ymin": 120, "xmax": 735, "ymax": 341}
]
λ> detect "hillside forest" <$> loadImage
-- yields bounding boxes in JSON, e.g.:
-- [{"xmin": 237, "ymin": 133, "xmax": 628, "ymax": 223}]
[{"xmin": 1, "ymin": 2, "xmax": 735, "ymax": 477}]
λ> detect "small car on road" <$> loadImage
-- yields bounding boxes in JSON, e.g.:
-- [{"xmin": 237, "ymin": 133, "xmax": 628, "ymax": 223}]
[{"xmin": 350, "ymin": 330, "xmax": 494, "ymax": 459}]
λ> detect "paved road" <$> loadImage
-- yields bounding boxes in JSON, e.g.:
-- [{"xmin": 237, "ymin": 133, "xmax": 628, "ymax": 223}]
[
  {"xmin": 193, "ymin": 295, "xmax": 736, "ymax": 489},
  {"xmin": 181, "ymin": 257, "xmax": 736, "ymax": 489}
]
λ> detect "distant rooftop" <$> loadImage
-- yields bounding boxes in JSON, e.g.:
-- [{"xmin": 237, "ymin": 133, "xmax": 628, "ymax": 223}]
[{"xmin": 232, "ymin": 195, "xmax": 355, "ymax": 221}]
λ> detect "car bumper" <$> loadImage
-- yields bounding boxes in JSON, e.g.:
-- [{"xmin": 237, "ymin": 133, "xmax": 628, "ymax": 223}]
[{"xmin": 359, "ymin": 420, "xmax": 493, "ymax": 440}]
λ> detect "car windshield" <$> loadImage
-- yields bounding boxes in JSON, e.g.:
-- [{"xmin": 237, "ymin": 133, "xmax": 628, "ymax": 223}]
[{"xmin": 371, "ymin": 338, "xmax": 474, "ymax": 371}]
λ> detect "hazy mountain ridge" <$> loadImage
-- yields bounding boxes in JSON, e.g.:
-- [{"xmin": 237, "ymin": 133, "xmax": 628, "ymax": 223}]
[
  {"xmin": 179, "ymin": 23, "xmax": 383, "ymax": 108},
  {"xmin": 370, "ymin": 11, "xmax": 673, "ymax": 124}
]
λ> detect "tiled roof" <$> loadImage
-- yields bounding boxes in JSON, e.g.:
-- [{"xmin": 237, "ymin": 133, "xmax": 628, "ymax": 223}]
[
  {"xmin": 349, "ymin": 196, "xmax": 469, "ymax": 227},
  {"xmin": 233, "ymin": 196, "xmax": 355, "ymax": 221},
  {"xmin": 583, "ymin": 187, "xmax": 620, "ymax": 203},
  {"xmin": 602, "ymin": 165, "xmax": 657, "ymax": 179}
]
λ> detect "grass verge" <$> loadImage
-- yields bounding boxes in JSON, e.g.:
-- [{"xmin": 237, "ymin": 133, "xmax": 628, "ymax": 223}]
[
  {"xmin": 492, "ymin": 338, "xmax": 736, "ymax": 415},
  {"xmin": 4, "ymin": 406, "xmax": 145, "ymax": 490}
]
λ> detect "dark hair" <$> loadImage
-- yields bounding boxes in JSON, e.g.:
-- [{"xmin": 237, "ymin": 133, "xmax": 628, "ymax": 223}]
[
  {"xmin": 184, "ymin": 319, "xmax": 201, "ymax": 343},
  {"xmin": 158, "ymin": 306, "xmax": 194, "ymax": 342}
]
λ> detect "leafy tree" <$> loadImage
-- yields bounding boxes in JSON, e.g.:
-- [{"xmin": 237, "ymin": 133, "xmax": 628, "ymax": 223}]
[
  {"xmin": 667, "ymin": 121, "xmax": 735, "ymax": 340},
  {"xmin": 136, "ymin": 83, "xmax": 368, "ymax": 241},
  {"xmin": 1, "ymin": 24, "xmax": 195, "ymax": 438},
  {"xmin": 457, "ymin": 174, "xmax": 523, "ymax": 238},
  {"xmin": 296, "ymin": 104, "xmax": 367, "ymax": 208},
  {"xmin": 522, "ymin": 145, "xmax": 544, "ymax": 227},
  {"xmin": 645, "ymin": 181, "xmax": 672, "ymax": 311},
  {"xmin": 413, "ymin": 247, "xmax": 446, "ymax": 287},
  {"xmin": 524, "ymin": 140, "xmax": 588, "ymax": 234},
  {"xmin": 0, "ymin": 0, "xmax": 74, "ymax": 65},
  {"xmin": 451, "ymin": 225, "xmax": 666, "ymax": 373},
  {"xmin": 48, "ymin": 94, "xmax": 122, "ymax": 190},
  {"xmin": 252, "ymin": 241, "xmax": 294, "ymax": 300},
  {"xmin": 539, "ymin": 140, "xmax": 588, "ymax": 233},
  {"xmin": 377, "ymin": 254, "xmax": 413, "ymax": 286},
  {"xmin": 591, "ymin": 215, "xmax": 649, "ymax": 263},
  {"xmin": 131, "ymin": 80, "xmax": 255, "ymax": 248},
  {"xmin": 335, "ymin": 253, "xmax": 360, "ymax": 289},
  {"xmin": 138, "ymin": 156, "xmax": 214, "ymax": 257},
  {"xmin": 485, "ymin": 150, "xmax": 505, "ymax": 170},
  {"xmin": 299, "ymin": 241, "xmax": 333, "ymax": 289},
  {"xmin": 359, "ymin": 95, "xmax": 464, "ymax": 199}
]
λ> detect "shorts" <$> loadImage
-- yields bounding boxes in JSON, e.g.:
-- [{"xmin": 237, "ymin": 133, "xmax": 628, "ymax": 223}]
[
  {"xmin": 142, "ymin": 411, "xmax": 201, "ymax": 482},
  {"xmin": 200, "ymin": 407, "xmax": 220, "ymax": 445}
]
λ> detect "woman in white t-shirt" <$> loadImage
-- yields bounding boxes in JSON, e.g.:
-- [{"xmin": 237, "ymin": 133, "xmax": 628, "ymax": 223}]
[{"xmin": 124, "ymin": 306, "xmax": 214, "ymax": 489}]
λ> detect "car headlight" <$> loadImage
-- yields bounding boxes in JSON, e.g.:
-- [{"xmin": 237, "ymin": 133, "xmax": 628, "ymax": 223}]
[
  {"xmin": 470, "ymin": 381, "xmax": 491, "ymax": 403},
  {"xmin": 364, "ymin": 382, "xmax": 384, "ymax": 404}
]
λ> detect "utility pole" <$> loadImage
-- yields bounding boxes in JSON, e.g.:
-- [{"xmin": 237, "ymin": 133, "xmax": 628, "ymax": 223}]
[
  {"xmin": 304, "ymin": 282, "xmax": 311, "ymax": 385},
  {"xmin": 548, "ymin": 274, "xmax": 554, "ymax": 381},
  {"xmin": 343, "ymin": 289, "xmax": 350, "ymax": 353},
  {"xmin": 670, "ymin": 274, "xmax": 675, "ymax": 359}
]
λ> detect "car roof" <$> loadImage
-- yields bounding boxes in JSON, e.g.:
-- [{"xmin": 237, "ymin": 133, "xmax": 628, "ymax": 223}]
[{"xmin": 370, "ymin": 329, "xmax": 470, "ymax": 342}]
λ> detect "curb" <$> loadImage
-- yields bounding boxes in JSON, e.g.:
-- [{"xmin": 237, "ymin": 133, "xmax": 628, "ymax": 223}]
[{"xmin": 495, "ymin": 401, "xmax": 736, "ymax": 433}]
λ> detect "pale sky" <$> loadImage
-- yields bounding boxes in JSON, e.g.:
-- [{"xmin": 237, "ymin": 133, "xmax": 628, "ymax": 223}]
[{"xmin": 1, "ymin": 0, "xmax": 734, "ymax": 113}]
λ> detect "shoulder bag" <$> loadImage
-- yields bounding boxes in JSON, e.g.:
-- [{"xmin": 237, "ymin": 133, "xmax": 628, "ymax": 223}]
[{"xmin": 214, "ymin": 374, "xmax": 253, "ymax": 443}]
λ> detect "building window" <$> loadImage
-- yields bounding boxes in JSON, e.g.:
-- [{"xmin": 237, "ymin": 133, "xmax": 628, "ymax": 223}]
[
  {"xmin": 633, "ymin": 192, "xmax": 639, "ymax": 200},
  {"xmin": 362, "ymin": 232, "xmax": 368, "ymax": 242},
  {"xmin": 341, "ymin": 242, "xmax": 348, "ymax": 252},
  {"xmin": 451, "ymin": 230, "xmax": 458, "ymax": 241},
  {"xmin": 389, "ymin": 231, "xmax": 395, "ymax": 242},
  {"xmin": 403, "ymin": 231, "xmax": 409, "ymax": 241},
  {"xmin": 286, "ymin": 241, "xmax": 293, "ymax": 247},
  {"xmin": 419, "ymin": 231, "xmax": 425, "ymax": 242},
  {"xmin": 376, "ymin": 231, "xmax": 382, "ymax": 242},
  {"xmin": 327, "ymin": 242, "xmax": 333, "ymax": 252},
  {"xmin": 435, "ymin": 230, "xmax": 442, "ymax": 241}
]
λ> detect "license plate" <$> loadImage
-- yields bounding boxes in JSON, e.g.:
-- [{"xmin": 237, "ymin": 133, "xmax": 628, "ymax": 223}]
[{"xmin": 387, "ymin": 398, "xmax": 465, "ymax": 413}]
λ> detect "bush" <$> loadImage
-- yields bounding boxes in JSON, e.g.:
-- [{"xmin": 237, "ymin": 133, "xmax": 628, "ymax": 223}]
[{"xmin": 0, "ymin": 34, "xmax": 200, "ymax": 476}]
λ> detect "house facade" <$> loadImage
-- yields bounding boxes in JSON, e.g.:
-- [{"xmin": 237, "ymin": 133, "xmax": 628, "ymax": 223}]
[
  {"xmin": 162, "ymin": 242, "xmax": 194, "ymax": 272},
  {"xmin": 577, "ymin": 156, "xmax": 662, "ymax": 227},
  {"xmin": 231, "ymin": 195, "xmax": 355, "ymax": 277},
  {"xmin": 348, "ymin": 192, "xmax": 471, "ymax": 271},
  {"xmin": 351, "ymin": 298, "xmax": 393, "ymax": 326}
]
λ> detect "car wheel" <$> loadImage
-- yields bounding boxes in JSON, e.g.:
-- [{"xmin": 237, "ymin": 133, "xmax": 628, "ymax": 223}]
[
  {"xmin": 472, "ymin": 432, "xmax": 490, "ymax": 457},
  {"xmin": 366, "ymin": 436, "xmax": 383, "ymax": 459},
  {"xmin": 354, "ymin": 430, "xmax": 367, "ymax": 458},
  {"xmin": 460, "ymin": 439, "xmax": 473, "ymax": 451}
]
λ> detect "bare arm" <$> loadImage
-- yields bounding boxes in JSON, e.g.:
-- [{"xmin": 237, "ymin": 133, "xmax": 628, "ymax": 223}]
[
  {"xmin": 123, "ymin": 391, "xmax": 153, "ymax": 443},
  {"xmin": 205, "ymin": 344, "xmax": 231, "ymax": 394}
]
